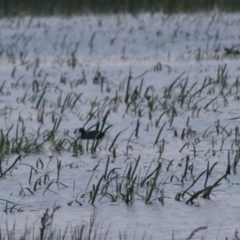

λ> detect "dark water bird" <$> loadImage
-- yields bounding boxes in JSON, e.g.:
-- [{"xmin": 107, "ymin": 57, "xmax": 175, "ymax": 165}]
[{"xmin": 75, "ymin": 128, "xmax": 105, "ymax": 140}]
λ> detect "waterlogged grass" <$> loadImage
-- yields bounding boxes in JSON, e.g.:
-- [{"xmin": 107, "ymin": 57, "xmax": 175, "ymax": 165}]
[
  {"xmin": 0, "ymin": 63, "xmax": 239, "ymax": 237},
  {"xmin": 0, "ymin": 13, "xmax": 240, "ymax": 239}
]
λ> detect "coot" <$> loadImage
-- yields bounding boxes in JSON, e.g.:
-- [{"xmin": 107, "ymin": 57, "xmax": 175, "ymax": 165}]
[{"xmin": 75, "ymin": 128, "xmax": 105, "ymax": 140}]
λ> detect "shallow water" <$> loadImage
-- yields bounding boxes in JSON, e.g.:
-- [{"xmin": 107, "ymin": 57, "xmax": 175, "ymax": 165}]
[{"xmin": 0, "ymin": 12, "xmax": 240, "ymax": 239}]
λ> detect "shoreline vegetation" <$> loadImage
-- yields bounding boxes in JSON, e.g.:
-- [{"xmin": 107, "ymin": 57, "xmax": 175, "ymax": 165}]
[{"xmin": 1, "ymin": 0, "xmax": 240, "ymax": 16}]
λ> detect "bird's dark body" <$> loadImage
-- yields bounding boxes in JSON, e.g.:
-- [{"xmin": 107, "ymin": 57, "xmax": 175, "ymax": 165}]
[{"xmin": 76, "ymin": 128, "xmax": 105, "ymax": 140}]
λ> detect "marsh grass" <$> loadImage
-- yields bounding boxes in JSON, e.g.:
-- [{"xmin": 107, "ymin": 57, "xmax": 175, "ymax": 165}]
[{"xmin": 0, "ymin": 62, "xmax": 238, "ymax": 206}]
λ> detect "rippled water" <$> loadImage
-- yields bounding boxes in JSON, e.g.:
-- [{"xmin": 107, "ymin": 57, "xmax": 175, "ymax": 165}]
[{"xmin": 0, "ymin": 12, "xmax": 240, "ymax": 239}]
